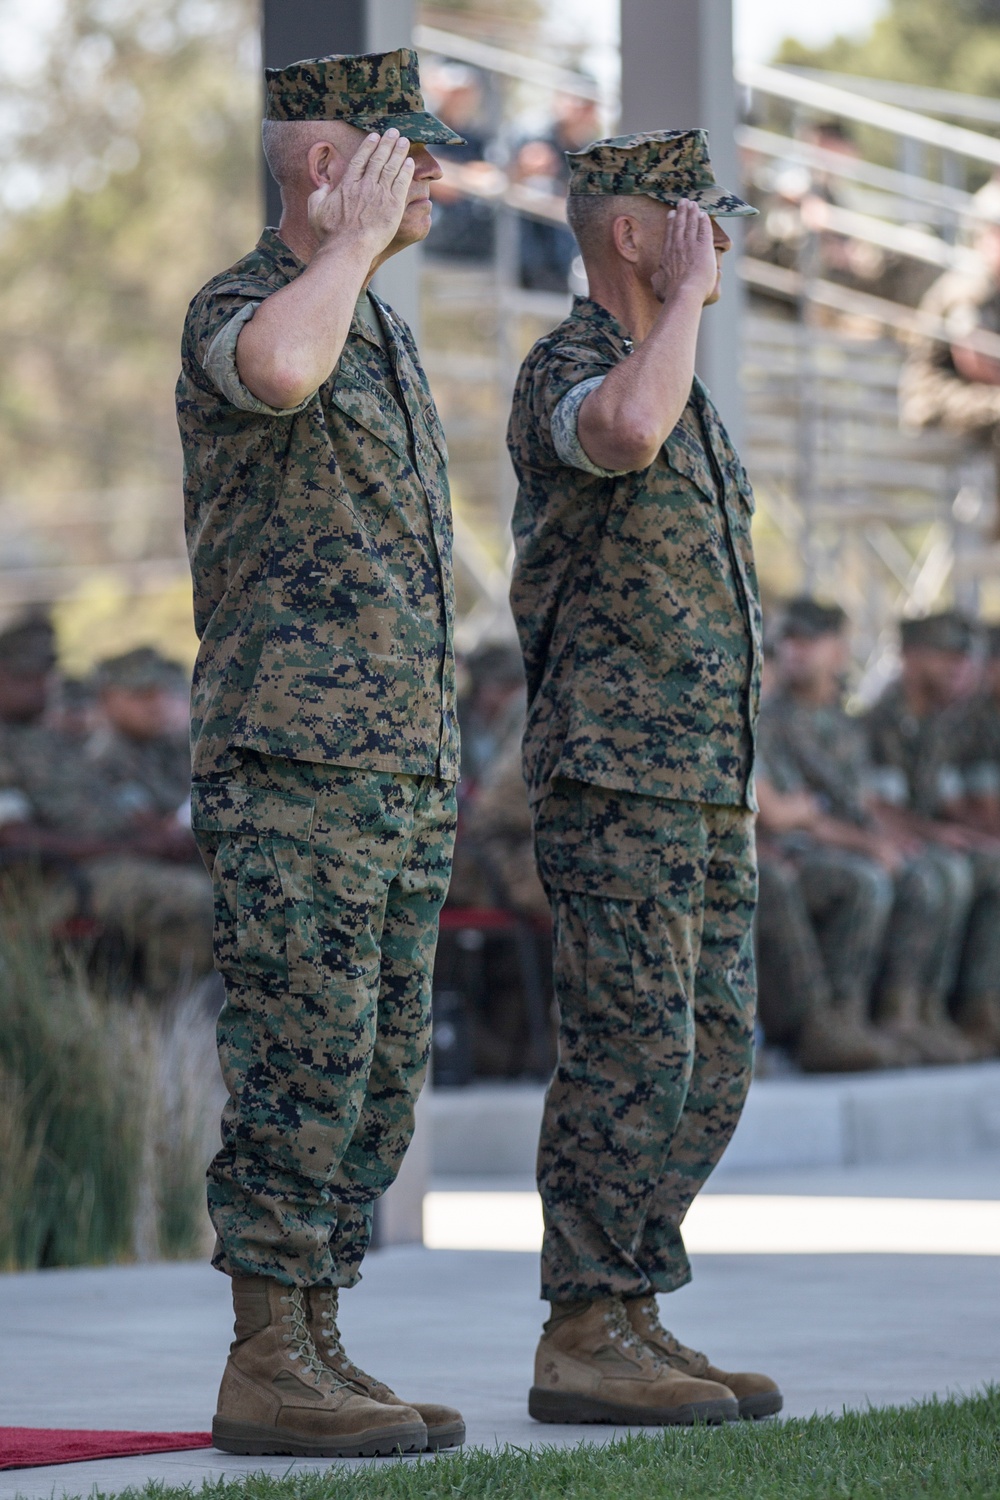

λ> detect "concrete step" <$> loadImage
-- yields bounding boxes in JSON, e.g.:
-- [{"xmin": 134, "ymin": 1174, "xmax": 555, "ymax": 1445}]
[{"xmin": 427, "ymin": 1063, "xmax": 1000, "ymax": 1179}]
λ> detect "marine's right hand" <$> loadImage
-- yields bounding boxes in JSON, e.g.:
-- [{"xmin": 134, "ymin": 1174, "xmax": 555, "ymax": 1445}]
[
  {"xmin": 307, "ymin": 128, "xmax": 415, "ymax": 256},
  {"xmin": 651, "ymin": 198, "xmax": 719, "ymax": 306}
]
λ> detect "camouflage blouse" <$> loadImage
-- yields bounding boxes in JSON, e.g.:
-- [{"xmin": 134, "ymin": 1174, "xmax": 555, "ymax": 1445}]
[
  {"xmin": 507, "ymin": 296, "xmax": 761, "ymax": 808},
  {"xmin": 176, "ymin": 230, "xmax": 459, "ymax": 782}
]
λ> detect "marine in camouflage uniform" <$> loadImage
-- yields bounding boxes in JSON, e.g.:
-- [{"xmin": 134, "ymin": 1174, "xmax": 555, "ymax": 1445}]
[
  {"xmin": 0, "ymin": 616, "xmax": 214, "ymax": 997},
  {"xmin": 758, "ymin": 605, "xmax": 972, "ymax": 1066},
  {"xmin": 509, "ymin": 132, "xmax": 781, "ymax": 1425},
  {"xmin": 865, "ymin": 612, "xmax": 1000, "ymax": 1054},
  {"xmin": 177, "ymin": 52, "xmax": 465, "ymax": 1456},
  {"xmin": 85, "ymin": 647, "xmax": 193, "ymax": 819}
]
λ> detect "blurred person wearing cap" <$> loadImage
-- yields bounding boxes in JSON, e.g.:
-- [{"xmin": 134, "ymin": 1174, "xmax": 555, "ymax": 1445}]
[
  {"xmin": 422, "ymin": 63, "xmax": 497, "ymax": 263},
  {"xmin": 866, "ymin": 613, "xmax": 1000, "ymax": 1055},
  {"xmin": 507, "ymin": 132, "xmax": 780, "ymax": 1426},
  {"xmin": 759, "ymin": 599, "xmax": 975, "ymax": 1067},
  {"xmin": 176, "ymin": 50, "xmax": 464, "ymax": 1456},
  {"xmin": 900, "ymin": 197, "xmax": 1000, "ymax": 453},
  {"xmin": 0, "ymin": 617, "xmax": 214, "ymax": 998},
  {"xmin": 85, "ymin": 647, "xmax": 193, "ymax": 827}
]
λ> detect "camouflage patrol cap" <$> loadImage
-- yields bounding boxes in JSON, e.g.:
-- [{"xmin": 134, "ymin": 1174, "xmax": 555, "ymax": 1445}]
[
  {"xmin": 264, "ymin": 48, "xmax": 465, "ymax": 146},
  {"xmin": 0, "ymin": 613, "xmax": 56, "ymax": 677},
  {"xmin": 899, "ymin": 611, "xmax": 975, "ymax": 654},
  {"xmin": 779, "ymin": 597, "xmax": 847, "ymax": 640},
  {"xmin": 566, "ymin": 129, "xmax": 756, "ymax": 217},
  {"xmin": 95, "ymin": 646, "xmax": 186, "ymax": 693}
]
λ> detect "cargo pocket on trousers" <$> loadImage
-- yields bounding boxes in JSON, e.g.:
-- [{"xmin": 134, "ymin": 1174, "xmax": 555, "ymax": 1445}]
[{"xmin": 191, "ymin": 783, "xmax": 324, "ymax": 995}]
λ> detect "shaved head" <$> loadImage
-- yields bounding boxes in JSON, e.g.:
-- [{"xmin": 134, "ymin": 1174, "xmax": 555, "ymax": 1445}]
[
  {"xmin": 261, "ymin": 118, "xmax": 364, "ymax": 193},
  {"xmin": 566, "ymin": 193, "xmax": 633, "ymax": 259}
]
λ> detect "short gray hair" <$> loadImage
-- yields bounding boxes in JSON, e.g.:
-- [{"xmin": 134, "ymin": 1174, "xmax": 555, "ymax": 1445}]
[{"xmin": 565, "ymin": 192, "xmax": 634, "ymax": 260}]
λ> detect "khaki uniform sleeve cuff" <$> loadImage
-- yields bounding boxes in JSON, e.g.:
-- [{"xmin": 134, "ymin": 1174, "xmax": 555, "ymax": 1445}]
[
  {"xmin": 551, "ymin": 376, "xmax": 630, "ymax": 476},
  {"xmin": 202, "ymin": 302, "xmax": 313, "ymax": 416}
]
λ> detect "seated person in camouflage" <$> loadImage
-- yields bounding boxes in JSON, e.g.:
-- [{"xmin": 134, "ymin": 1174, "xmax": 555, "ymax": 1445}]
[
  {"xmin": 0, "ymin": 616, "xmax": 213, "ymax": 997},
  {"xmin": 900, "ymin": 199, "xmax": 1000, "ymax": 449},
  {"xmin": 866, "ymin": 612, "xmax": 1000, "ymax": 1056},
  {"xmin": 759, "ymin": 599, "xmax": 973, "ymax": 1067},
  {"xmin": 954, "ymin": 622, "xmax": 1000, "ymax": 840},
  {"xmin": 508, "ymin": 132, "xmax": 780, "ymax": 1427},
  {"xmin": 85, "ymin": 647, "xmax": 193, "ymax": 831},
  {"xmin": 177, "ymin": 52, "xmax": 465, "ymax": 1457}
]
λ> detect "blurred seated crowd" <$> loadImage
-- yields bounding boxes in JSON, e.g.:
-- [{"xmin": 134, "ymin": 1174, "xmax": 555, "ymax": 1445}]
[
  {"xmin": 7, "ymin": 599, "xmax": 1000, "ymax": 1080},
  {"xmin": 0, "ymin": 613, "xmax": 212, "ymax": 1001},
  {"xmin": 447, "ymin": 603, "xmax": 1000, "ymax": 1081}
]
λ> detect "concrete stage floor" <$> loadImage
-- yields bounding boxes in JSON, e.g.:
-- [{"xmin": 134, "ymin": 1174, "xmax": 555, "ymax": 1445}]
[{"xmin": 3, "ymin": 1157, "xmax": 1000, "ymax": 1499}]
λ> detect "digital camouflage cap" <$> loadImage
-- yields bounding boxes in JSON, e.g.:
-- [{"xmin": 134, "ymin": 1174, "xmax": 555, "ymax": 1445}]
[
  {"xmin": 264, "ymin": 48, "xmax": 465, "ymax": 146},
  {"xmin": 567, "ymin": 129, "xmax": 756, "ymax": 217},
  {"xmin": 94, "ymin": 646, "xmax": 187, "ymax": 693},
  {"xmin": 899, "ymin": 611, "xmax": 976, "ymax": 654}
]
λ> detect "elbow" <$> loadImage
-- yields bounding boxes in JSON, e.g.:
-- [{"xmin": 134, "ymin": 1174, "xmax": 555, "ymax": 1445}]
[
  {"xmin": 605, "ymin": 418, "xmax": 662, "ymax": 471},
  {"xmin": 248, "ymin": 359, "xmax": 315, "ymax": 410}
]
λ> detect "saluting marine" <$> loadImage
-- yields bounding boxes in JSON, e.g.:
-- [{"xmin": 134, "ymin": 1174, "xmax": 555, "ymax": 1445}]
[
  {"xmin": 177, "ymin": 50, "xmax": 464, "ymax": 1458},
  {"xmin": 507, "ymin": 130, "xmax": 782, "ymax": 1426}
]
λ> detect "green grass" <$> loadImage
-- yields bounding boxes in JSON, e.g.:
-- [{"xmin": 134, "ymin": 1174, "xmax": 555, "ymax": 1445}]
[{"xmin": 36, "ymin": 1390, "xmax": 1000, "ymax": 1500}]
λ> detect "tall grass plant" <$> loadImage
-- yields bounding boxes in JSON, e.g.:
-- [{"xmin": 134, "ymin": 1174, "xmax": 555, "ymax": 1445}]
[{"xmin": 0, "ymin": 889, "xmax": 220, "ymax": 1270}]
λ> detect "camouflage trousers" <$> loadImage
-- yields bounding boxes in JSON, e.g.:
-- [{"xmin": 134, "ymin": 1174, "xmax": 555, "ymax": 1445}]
[
  {"xmin": 955, "ymin": 848, "xmax": 1000, "ymax": 1012},
  {"xmin": 191, "ymin": 754, "xmax": 456, "ymax": 1288},
  {"xmin": 757, "ymin": 842, "xmax": 971, "ymax": 1042},
  {"xmin": 532, "ymin": 781, "xmax": 757, "ymax": 1302}
]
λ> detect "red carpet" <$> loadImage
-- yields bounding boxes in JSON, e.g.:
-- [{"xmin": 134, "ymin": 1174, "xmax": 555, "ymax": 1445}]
[{"xmin": 0, "ymin": 1429, "xmax": 213, "ymax": 1470}]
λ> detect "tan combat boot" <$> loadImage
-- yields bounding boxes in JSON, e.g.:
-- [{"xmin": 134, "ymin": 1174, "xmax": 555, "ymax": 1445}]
[
  {"xmin": 625, "ymin": 1294, "xmax": 783, "ymax": 1421},
  {"xmin": 306, "ymin": 1287, "xmax": 465, "ymax": 1450},
  {"xmin": 796, "ymin": 1006, "xmax": 905, "ymax": 1072},
  {"xmin": 212, "ymin": 1276, "xmax": 427, "ymax": 1458},
  {"xmin": 874, "ymin": 988, "xmax": 941, "ymax": 1064},
  {"xmin": 953, "ymin": 993, "xmax": 1000, "ymax": 1059},
  {"xmin": 529, "ymin": 1297, "xmax": 739, "ymax": 1426}
]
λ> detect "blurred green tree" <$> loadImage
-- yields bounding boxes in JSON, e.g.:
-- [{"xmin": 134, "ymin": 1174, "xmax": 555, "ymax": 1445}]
[
  {"xmin": 0, "ymin": 0, "xmax": 260, "ymax": 506},
  {"xmin": 776, "ymin": 0, "xmax": 1000, "ymax": 99}
]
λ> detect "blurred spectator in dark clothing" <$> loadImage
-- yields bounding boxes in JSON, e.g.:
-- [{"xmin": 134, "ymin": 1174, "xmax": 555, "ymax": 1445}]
[
  {"xmin": 423, "ymin": 62, "xmax": 497, "ymax": 263},
  {"xmin": 457, "ymin": 639, "xmax": 525, "ymax": 789},
  {"xmin": 512, "ymin": 92, "xmax": 601, "ymax": 292}
]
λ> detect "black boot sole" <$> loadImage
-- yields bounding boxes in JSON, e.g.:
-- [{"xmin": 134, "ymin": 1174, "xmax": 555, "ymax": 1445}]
[
  {"xmin": 212, "ymin": 1416, "xmax": 427, "ymax": 1458},
  {"xmin": 528, "ymin": 1388, "xmax": 739, "ymax": 1426},
  {"xmin": 739, "ymin": 1392, "xmax": 784, "ymax": 1420}
]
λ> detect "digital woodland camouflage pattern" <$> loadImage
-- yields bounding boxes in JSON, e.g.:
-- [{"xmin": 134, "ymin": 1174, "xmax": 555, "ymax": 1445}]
[
  {"xmin": 900, "ymin": 265, "xmax": 1000, "ymax": 433},
  {"xmin": 507, "ymin": 296, "xmax": 762, "ymax": 809},
  {"xmin": 863, "ymin": 682, "xmax": 1000, "ymax": 1009},
  {"xmin": 191, "ymin": 755, "xmax": 456, "ymax": 1287},
  {"xmin": 758, "ymin": 695, "xmax": 972, "ymax": 1008},
  {"xmin": 176, "ymin": 228, "xmax": 459, "ymax": 784},
  {"xmin": 264, "ymin": 48, "xmax": 464, "ymax": 144},
  {"xmin": 533, "ymin": 781, "xmax": 756, "ymax": 1301},
  {"xmin": 755, "ymin": 856, "xmax": 833, "ymax": 1043},
  {"xmin": 566, "ymin": 131, "xmax": 757, "ymax": 217}
]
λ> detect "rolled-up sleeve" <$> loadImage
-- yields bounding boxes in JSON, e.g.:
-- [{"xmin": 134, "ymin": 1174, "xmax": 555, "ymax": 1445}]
[
  {"xmin": 202, "ymin": 302, "xmax": 313, "ymax": 416},
  {"xmin": 551, "ymin": 375, "xmax": 631, "ymax": 477}
]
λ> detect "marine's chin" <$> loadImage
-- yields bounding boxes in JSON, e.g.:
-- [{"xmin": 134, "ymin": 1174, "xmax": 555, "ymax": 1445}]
[
  {"xmin": 703, "ymin": 274, "xmax": 723, "ymax": 307},
  {"xmin": 399, "ymin": 196, "xmax": 433, "ymax": 245}
]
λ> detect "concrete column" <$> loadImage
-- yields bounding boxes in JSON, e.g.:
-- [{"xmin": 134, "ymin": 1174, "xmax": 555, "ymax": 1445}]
[
  {"xmin": 620, "ymin": 0, "xmax": 745, "ymax": 445},
  {"xmin": 261, "ymin": 0, "xmax": 427, "ymax": 1249},
  {"xmin": 262, "ymin": 0, "xmax": 420, "ymax": 335}
]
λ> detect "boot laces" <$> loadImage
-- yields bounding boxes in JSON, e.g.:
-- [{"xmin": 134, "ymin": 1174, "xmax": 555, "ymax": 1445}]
[
  {"xmin": 279, "ymin": 1289, "xmax": 344, "ymax": 1390},
  {"xmin": 604, "ymin": 1299, "xmax": 648, "ymax": 1357},
  {"xmin": 315, "ymin": 1290, "xmax": 392, "ymax": 1399},
  {"xmin": 637, "ymin": 1297, "xmax": 708, "ymax": 1373}
]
